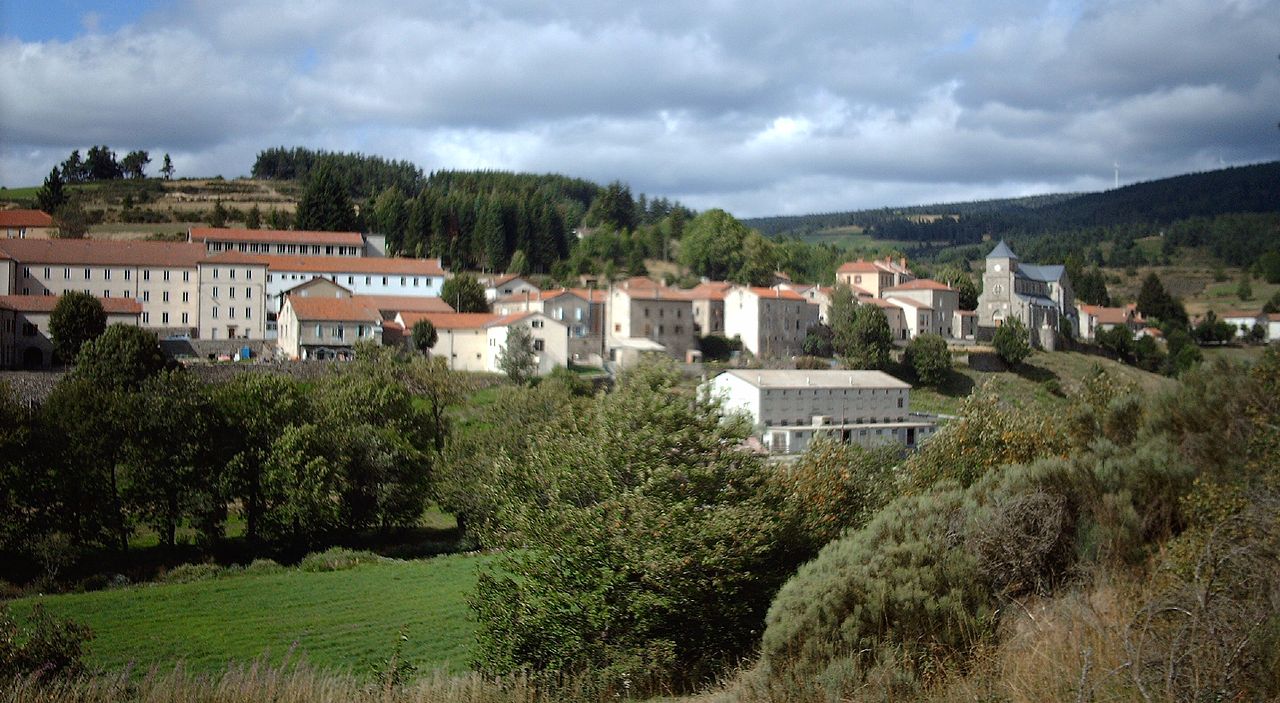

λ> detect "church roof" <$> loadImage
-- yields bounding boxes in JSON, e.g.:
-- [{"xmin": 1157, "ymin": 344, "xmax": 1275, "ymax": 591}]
[
  {"xmin": 987, "ymin": 240, "xmax": 1018, "ymax": 259},
  {"xmin": 1017, "ymin": 264, "xmax": 1066, "ymax": 283}
]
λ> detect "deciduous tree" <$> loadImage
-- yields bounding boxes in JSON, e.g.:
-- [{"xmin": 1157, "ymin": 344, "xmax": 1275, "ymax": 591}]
[
  {"xmin": 497, "ymin": 323, "xmax": 537, "ymax": 385},
  {"xmin": 905, "ymin": 333, "xmax": 951, "ymax": 385},
  {"xmin": 441, "ymin": 274, "xmax": 488, "ymax": 313},
  {"xmin": 411, "ymin": 319, "xmax": 437, "ymax": 353},
  {"xmin": 993, "ymin": 317, "xmax": 1032, "ymax": 367},
  {"xmin": 49, "ymin": 291, "xmax": 106, "ymax": 363}
]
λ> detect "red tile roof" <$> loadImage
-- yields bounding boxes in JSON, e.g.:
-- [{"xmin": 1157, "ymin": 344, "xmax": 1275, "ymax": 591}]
[
  {"xmin": 568, "ymin": 287, "xmax": 607, "ymax": 303},
  {"xmin": 190, "ymin": 227, "xmax": 364, "ymax": 247},
  {"xmin": 686, "ymin": 281, "xmax": 733, "ymax": 301},
  {"xmin": 0, "ymin": 210, "xmax": 54, "ymax": 228},
  {"xmin": 883, "ymin": 279, "xmax": 954, "ymax": 292},
  {"xmin": 285, "ymin": 296, "xmax": 380, "ymax": 322},
  {"xmin": 202, "ymin": 251, "xmax": 445, "ymax": 276},
  {"xmin": 361, "ymin": 295, "xmax": 454, "ymax": 314},
  {"xmin": 0, "ymin": 239, "xmax": 207, "ymax": 267},
  {"xmin": 740, "ymin": 286, "xmax": 806, "ymax": 301},
  {"xmin": 837, "ymin": 261, "xmax": 882, "ymax": 274},
  {"xmin": 399, "ymin": 312, "xmax": 500, "ymax": 330},
  {"xmin": 0, "ymin": 294, "xmax": 142, "ymax": 314},
  {"xmin": 1078, "ymin": 304, "xmax": 1133, "ymax": 326}
]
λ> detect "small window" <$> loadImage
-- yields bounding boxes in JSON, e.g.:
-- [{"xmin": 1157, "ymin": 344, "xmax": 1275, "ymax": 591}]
[
  {"xmin": 181, "ymin": 312, "xmax": 189, "ymax": 324},
  {"xmin": 534, "ymin": 339, "xmax": 545, "ymax": 351}
]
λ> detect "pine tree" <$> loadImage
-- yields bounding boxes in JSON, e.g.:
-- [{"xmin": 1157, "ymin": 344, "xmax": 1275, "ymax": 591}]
[
  {"xmin": 160, "ymin": 153, "xmax": 174, "ymax": 180},
  {"xmin": 294, "ymin": 163, "xmax": 357, "ymax": 232},
  {"xmin": 37, "ymin": 167, "xmax": 68, "ymax": 214}
]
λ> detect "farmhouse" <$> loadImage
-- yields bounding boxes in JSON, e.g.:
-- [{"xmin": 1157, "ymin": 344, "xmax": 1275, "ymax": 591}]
[{"xmin": 702, "ymin": 369, "xmax": 937, "ymax": 454}]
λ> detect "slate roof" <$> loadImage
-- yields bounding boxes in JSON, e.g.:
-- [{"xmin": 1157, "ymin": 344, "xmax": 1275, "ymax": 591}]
[
  {"xmin": 1017, "ymin": 264, "xmax": 1066, "ymax": 283},
  {"xmin": 987, "ymin": 240, "xmax": 1018, "ymax": 259}
]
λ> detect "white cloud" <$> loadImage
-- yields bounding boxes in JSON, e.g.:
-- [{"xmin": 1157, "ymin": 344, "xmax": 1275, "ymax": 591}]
[{"xmin": 0, "ymin": 0, "xmax": 1276, "ymax": 217}]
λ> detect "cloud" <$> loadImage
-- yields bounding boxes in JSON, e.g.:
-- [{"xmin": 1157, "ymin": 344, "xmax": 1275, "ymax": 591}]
[{"xmin": 0, "ymin": 0, "xmax": 1276, "ymax": 217}]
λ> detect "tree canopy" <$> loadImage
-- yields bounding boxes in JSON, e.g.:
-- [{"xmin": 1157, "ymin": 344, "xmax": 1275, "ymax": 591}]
[
  {"xmin": 48, "ymin": 292, "xmax": 106, "ymax": 363},
  {"xmin": 441, "ymin": 274, "xmax": 488, "ymax": 313},
  {"xmin": 294, "ymin": 163, "xmax": 358, "ymax": 232}
]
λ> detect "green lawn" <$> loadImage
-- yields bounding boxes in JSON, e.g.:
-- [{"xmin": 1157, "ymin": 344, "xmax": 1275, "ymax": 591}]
[
  {"xmin": 909, "ymin": 350, "xmax": 1175, "ymax": 416},
  {"xmin": 11, "ymin": 553, "xmax": 492, "ymax": 677}
]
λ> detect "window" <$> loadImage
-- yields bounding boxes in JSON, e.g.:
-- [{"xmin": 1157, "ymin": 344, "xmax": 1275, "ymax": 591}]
[
  {"xmin": 43, "ymin": 267, "xmax": 49, "ymax": 278},
  {"xmin": 315, "ymin": 324, "xmax": 322, "ymax": 337},
  {"xmin": 144, "ymin": 270, "xmax": 151, "ymax": 281},
  {"xmin": 142, "ymin": 312, "xmax": 150, "ymax": 324},
  {"xmin": 245, "ymin": 287, "xmax": 251, "ymax": 299},
  {"xmin": 897, "ymin": 398, "xmax": 904, "ymax": 408},
  {"xmin": 162, "ymin": 291, "xmax": 169, "ymax": 303},
  {"xmin": 213, "ymin": 287, "xmax": 219, "ymax": 298},
  {"xmin": 162, "ymin": 312, "xmax": 169, "ymax": 325},
  {"xmin": 267, "ymin": 274, "xmax": 273, "ymax": 283},
  {"xmin": 182, "ymin": 292, "xmax": 189, "ymax": 303},
  {"xmin": 531, "ymin": 319, "xmax": 544, "ymax": 329},
  {"xmin": 84, "ymin": 268, "xmax": 91, "ymax": 279},
  {"xmin": 103, "ymin": 269, "xmax": 110, "ymax": 280},
  {"xmin": 229, "ymin": 269, "xmax": 236, "ymax": 280},
  {"xmin": 213, "ymin": 269, "xmax": 218, "ymax": 280},
  {"xmin": 181, "ymin": 312, "xmax": 189, "ymax": 324},
  {"xmin": 534, "ymin": 339, "xmax": 545, "ymax": 351},
  {"xmin": 229, "ymin": 287, "xmax": 236, "ymax": 299},
  {"xmin": 413, "ymin": 277, "xmax": 420, "ymax": 287},
  {"xmin": 245, "ymin": 269, "xmax": 252, "ymax": 280},
  {"xmin": 382, "ymin": 277, "xmax": 388, "ymax": 285},
  {"xmin": 212, "ymin": 307, "xmax": 218, "ymax": 319},
  {"xmin": 163, "ymin": 270, "xmax": 170, "ymax": 282},
  {"xmin": 64, "ymin": 268, "xmax": 70, "ymax": 279},
  {"xmin": 142, "ymin": 291, "xmax": 150, "ymax": 302},
  {"xmin": 245, "ymin": 307, "xmax": 251, "ymax": 319},
  {"xmin": 365, "ymin": 276, "xmax": 371, "ymax": 285},
  {"xmin": 400, "ymin": 277, "xmax": 406, "ymax": 286},
  {"xmin": 348, "ymin": 276, "xmax": 354, "ymax": 285},
  {"xmin": 334, "ymin": 326, "xmax": 344, "ymax": 340}
]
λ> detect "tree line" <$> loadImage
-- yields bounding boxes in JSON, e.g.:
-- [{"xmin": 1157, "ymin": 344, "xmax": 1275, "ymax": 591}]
[{"xmin": 0, "ymin": 327, "xmax": 466, "ymax": 584}]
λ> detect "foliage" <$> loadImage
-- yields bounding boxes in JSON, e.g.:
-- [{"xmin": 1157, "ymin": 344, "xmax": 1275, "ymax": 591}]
[
  {"xmin": 1096, "ymin": 323, "xmax": 1132, "ymax": 360},
  {"xmin": 841, "ymin": 304, "xmax": 892, "ymax": 370},
  {"xmin": 0, "ymin": 603, "xmax": 92, "ymax": 678},
  {"xmin": 411, "ymin": 319, "xmax": 437, "ymax": 352},
  {"xmin": 902, "ymin": 381, "xmax": 1068, "ymax": 492},
  {"xmin": 252, "ymin": 146, "xmax": 425, "ymax": 198},
  {"xmin": 471, "ymin": 360, "xmax": 799, "ymax": 691},
  {"xmin": 51, "ymin": 201, "xmax": 88, "ymax": 239},
  {"xmin": 935, "ymin": 267, "xmax": 979, "ymax": 310},
  {"xmin": 696, "ymin": 334, "xmax": 741, "ymax": 362},
  {"xmin": 36, "ymin": 168, "xmax": 67, "ymax": 214},
  {"xmin": 48, "ymin": 291, "xmax": 106, "ymax": 363},
  {"xmin": 298, "ymin": 548, "xmax": 381, "ymax": 572},
  {"xmin": 72, "ymin": 324, "xmax": 167, "ymax": 390},
  {"xmin": 904, "ymin": 333, "xmax": 951, "ymax": 385},
  {"xmin": 1136, "ymin": 272, "xmax": 1188, "ymax": 326},
  {"xmin": 1192, "ymin": 310, "xmax": 1236, "ymax": 345},
  {"xmin": 496, "ymin": 323, "xmax": 537, "ymax": 385},
  {"xmin": 678, "ymin": 209, "xmax": 750, "ymax": 280},
  {"xmin": 801, "ymin": 323, "xmax": 834, "ymax": 357},
  {"xmin": 295, "ymin": 163, "xmax": 358, "ymax": 232},
  {"xmin": 440, "ymin": 274, "xmax": 488, "ymax": 313},
  {"xmin": 506, "ymin": 249, "xmax": 529, "ymax": 276},
  {"xmin": 1236, "ymin": 274, "xmax": 1253, "ymax": 301},
  {"xmin": 992, "ymin": 317, "xmax": 1031, "ymax": 367}
]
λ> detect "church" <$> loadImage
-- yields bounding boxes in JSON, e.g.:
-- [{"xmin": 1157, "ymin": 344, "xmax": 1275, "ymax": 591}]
[{"xmin": 977, "ymin": 240, "xmax": 1075, "ymax": 350}]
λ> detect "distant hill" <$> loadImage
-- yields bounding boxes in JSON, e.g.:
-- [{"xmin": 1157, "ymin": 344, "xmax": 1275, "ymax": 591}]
[{"xmin": 747, "ymin": 162, "xmax": 1280, "ymax": 246}]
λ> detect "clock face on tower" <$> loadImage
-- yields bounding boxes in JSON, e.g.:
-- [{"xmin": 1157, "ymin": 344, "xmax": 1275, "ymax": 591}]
[{"xmin": 994, "ymin": 264, "xmax": 1002, "ymax": 272}]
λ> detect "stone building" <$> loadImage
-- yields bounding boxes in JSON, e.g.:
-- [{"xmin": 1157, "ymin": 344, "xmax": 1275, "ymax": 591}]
[{"xmin": 977, "ymin": 241, "xmax": 1074, "ymax": 349}]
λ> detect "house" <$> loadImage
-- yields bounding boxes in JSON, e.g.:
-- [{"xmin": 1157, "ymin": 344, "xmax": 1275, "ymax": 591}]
[
  {"xmin": 277, "ymin": 291, "xmax": 382, "ymax": 360},
  {"xmin": 607, "ymin": 278, "xmax": 696, "ymax": 363},
  {"xmin": 1077, "ymin": 303, "xmax": 1144, "ymax": 341},
  {"xmin": 862, "ymin": 297, "xmax": 910, "ymax": 342},
  {"xmin": 723, "ymin": 286, "xmax": 818, "ymax": 359},
  {"xmin": 197, "ymin": 256, "xmax": 269, "ymax": 340},
  {"xmin": 701, "ymin": 369, "xmax": 937, "ymax": 454},
  {"xmin": 189, "ymin": 227, "xmax": 373, "ymax": 258},
  {"xmin": 687, "ymin": 281, "xmax": 733, "ymax": 336},
  {"xmin": 392, "ymin": 311, "xmax": 569, "ymax": 374},
  {"xmin": 0, "ymin": 294, "xmax": 142, "ymax": 368},
  {"xmin": 492, "ymin": 288, "xmax": 604, "ymax": 364},
  {"xmin": 0, "ymin": 239, "xmax": 205, "ymax": 335},
  {"xmin": 977, "ymin": 240, "xmax": 1075, "ymax": 349},
  {"xmin": 835, "ymin": 257, "xmax": 914, "ymax": 298},
  {"xmin": 882, "ymin": 279, "xmax": 962, "ymax": 339},
  {"xmin": 484, "ymin": 312, "xmax": 569, "ymax": 375},
  {"xmin": 1219, "ymin": 310, "xmax": 1280, "ymax": 341},
  {"xmin": 1, "ymin": 210, "xmax": 55, "ymax": 239},
  {"xmin": 483, "ymin": 274, "xmax": 540, "ymax": 302}
]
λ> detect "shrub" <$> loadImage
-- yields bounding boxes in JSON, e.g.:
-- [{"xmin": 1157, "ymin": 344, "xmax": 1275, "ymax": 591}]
[
  {"xmin": 298, "ymin": 548, "xmax": 380, "ymax": 572},
  {"xmin": 242, "ymin": 558, "xmax": 285, "ymax": 575},
  {"xmin": 760, "ymin": 488, "xmax": 995, "ymax": 688},
  {"xmin": 967, "ymin": 488, "xmax": 1075, "ymax": 596},
  {"xmin": 904, "ymin": 333, "xmax": 951, "ymax": 386},
  {"xmin": 161, "ymin": 563, "xmax": 224, "ymax": 583},
  {"xmin": 793, "ymin": 355, "xmax": 829, "ymax": 370},
  {"xmin": 0, "ymin": 604, "xmax": 93, "ymax": 678},
  {"xmin": 992, "ymin": 317, "xmax": 1031, "ymax": 367}
]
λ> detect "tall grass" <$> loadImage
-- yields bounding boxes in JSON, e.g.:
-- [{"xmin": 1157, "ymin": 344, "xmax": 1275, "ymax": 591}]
[{"xmin": 2, "ymin": 661, "xmax": 613, "ymax": 703}]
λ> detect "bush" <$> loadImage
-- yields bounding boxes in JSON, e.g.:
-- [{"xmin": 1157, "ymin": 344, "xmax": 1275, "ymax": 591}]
[
  {"xmin": 0, "ymin": 604, "xmax": 93, "ymax": 678},
  {"xmin": 793, "ymin": 355, "xmax": 829, "ymax": 370},
  {"xmin": 242, "ymin": 558, "xmax": 285, "ymax": 575},
  {"xmin": 904, "ymin": 333, "xmax": 951, "ymax": 386},
  {"xmin": 298, "ymin": 548, "xmax": 381, "ymax": 572},
  {"xmin": 161, "ymin": 562, "xmax": 224, "ymax": 583},
  {"xmin": 760, "ymin": 488, "xmax": 995, "ymax": 688},
  {"xmin": 992, "ymin": 317, "xmax": 1031, "ymax": 367}
]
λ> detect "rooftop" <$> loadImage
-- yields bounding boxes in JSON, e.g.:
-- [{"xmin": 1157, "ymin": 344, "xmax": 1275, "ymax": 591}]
[
  {"xmin": 397, "ymin": 312, "xmax": 500, "ymax": 330},
  {"xmin": 987, "ymin": 240, "xmax": 1018, "ymax": 259},
  {"xmin": 883, "ymin": 279, "xmax": 954, "ymax": 293},
  {"xmin": 285, "ymin": 296, "xmax": 380, "ymax": 322},
  {"xmin": 189, "ymin": 227, "xmax": 364, "ymax": 247},
  {"xmin": 202, "ymin": 251, "xmax": 445, "ymax": 276},
  {"xmin": 0, "ymin": 209, "xmax": 54, "ymax": 228},
  {"xmin": 718, "ymin": 369, "xmax": 911, "ymax": 390},
  {"xmin": 0, "ymin": 239, "xmax": 207, "ymax": 268},
  {"xmin": 0, "ymin": 294, "xmax": 143, "ymax": 314}
]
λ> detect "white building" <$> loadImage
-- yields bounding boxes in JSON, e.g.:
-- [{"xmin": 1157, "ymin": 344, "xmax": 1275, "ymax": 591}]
[
  {"xmin": 702, "ymin": 369, "xmax": 937, "ymax": 454},
  {"xmin": 485, "ymin": 312, "xmax": 570, "ymax": 375},
  {"xmin": 723, "ymin": 285, "xmax": 819, "ymax": 359}
]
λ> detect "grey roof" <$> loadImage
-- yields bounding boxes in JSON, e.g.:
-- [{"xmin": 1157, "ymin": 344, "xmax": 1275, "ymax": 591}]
[
  {"xmin": 718, "ymin": 369, "xmax": 910, "ymax": 390},
  {"xmin": 987, "ymin": 240, "xmax": 1018, "ymax": 259},
  {"xmin": 1018, "ymin": 264, "xmax": 1065, "ymax": 283}
]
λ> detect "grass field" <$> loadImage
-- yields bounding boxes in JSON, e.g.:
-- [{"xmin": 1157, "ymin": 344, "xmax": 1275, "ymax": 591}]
[
  {"xmin": 10, "ymin": 553, "xmax": 492, "ymax": 677},
  {"xmin": 909, "ymin": 350, "xmax": 1175, "ymax": 416}
]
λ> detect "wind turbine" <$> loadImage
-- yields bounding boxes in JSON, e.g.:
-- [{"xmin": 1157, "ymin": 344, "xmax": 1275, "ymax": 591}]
[{"xmin": 1113, "ymin": 161, "xmax": 1120, "ymax": 189}]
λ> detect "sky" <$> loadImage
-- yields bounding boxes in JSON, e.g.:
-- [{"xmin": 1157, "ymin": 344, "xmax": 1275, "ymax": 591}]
[{"xmin": 0, "ymin": 0, "xmax": 1277, "ymax": 218}]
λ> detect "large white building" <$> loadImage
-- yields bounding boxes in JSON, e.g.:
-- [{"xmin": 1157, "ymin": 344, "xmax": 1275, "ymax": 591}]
[
  {"xmin": 702, "ymin": 369, "xmax": 937, "ymax": 454},
  {"xmin": 723, "ymin": 285, "xmax": 818, "ymax": 359}
]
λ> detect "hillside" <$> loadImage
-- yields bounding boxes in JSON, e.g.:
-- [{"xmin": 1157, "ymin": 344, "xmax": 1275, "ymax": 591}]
[{"xmin": 748, "ymin": 161, "xmax": 1280, "ymax": 250}]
